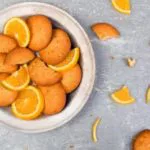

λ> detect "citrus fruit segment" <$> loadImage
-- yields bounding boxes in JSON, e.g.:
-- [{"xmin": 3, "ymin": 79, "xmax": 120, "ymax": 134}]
[
  {"xmin": 49, "ymin": 48, "xmax": 80, "ymax": 72},
  {"xmin": 4, "ymin": 17, "xmax": 30, "ymax": 47},
  {"xmin": 91, "ymin": 23, "xmax": 120, "ymax": 41},
  {"xmin": 92, "ymin": 118, "xmax": 101, "ymax": 143},
  {"xmin": 111, "ymin": 86, "xmax": 135, "ymax": 104},
  {"xmin": 11, "ymin": 86, "xmax": 44, "ymax": 120},
  {"xmin": 2, "ymin": 64, "xmax": 30, "ymax": 91},
  {"xmin": 146, "ymin": 87, "xmax": 150, "ymax": 104},
  {"xmin": 112, "ymin": 0, "xmax": 131, "ymax": 15}
]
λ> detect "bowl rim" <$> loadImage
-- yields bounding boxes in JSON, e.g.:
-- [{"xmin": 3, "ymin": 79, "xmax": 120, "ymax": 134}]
[{"xmin": 0, "ymin": 2, "xmax": 96, "ymax": 133}]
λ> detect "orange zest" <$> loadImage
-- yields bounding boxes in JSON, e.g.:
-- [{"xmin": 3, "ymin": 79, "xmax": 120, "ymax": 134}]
[
  {"xmin": 2, "ymin": 64, "xmax": 30, "ymax": 91},
  {"xmin": 92, "ymin": 118, "xmax": 101, "ymax": 143},
  {"xmin": 4, "ymin": 17, "xmax": 30, "ymax": 47},
  {"xmin": 49, "ymin": 47, "xmax": 80, "ymax": 72},
  {"xmin": 11, "ymin": 86, "xmax": 44, "ymax": 120},
  {"xmin": 111, "ymin": 86, "xmax": 135, "ymax": 104},
  {"xmin": 146, "ymin": 87, "xmax": 150, "ymax": 104},
  {"xmin": 112, "ymin": 0, "xmax": 131, "ymax": 15}
]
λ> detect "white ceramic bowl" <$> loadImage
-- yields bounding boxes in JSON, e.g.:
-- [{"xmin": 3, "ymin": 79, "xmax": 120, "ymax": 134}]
[{"xmin": 0, "ymin": 2, "xmax": 95, "ymax": 133}]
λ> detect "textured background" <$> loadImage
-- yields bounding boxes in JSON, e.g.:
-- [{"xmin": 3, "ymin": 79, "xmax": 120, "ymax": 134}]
[{"xmin": 0, "ymin": 0, "xmax": 150, "ymax": 150}]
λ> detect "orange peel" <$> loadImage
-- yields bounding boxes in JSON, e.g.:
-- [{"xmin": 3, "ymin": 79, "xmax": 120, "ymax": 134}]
[{"xmin": 92, "ymin": 118, "xmax": 101, "ymax": 143}]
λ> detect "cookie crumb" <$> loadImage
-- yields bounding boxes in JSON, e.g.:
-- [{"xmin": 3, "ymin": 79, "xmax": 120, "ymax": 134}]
[
  {"xmin": 127, "ymin": 58, "xmax": 136, "ymax": 68},
  {"xmin": 69, "ymin": 145, "xmax": 74, "ymax": 149},
  {"xmin": 24, "ymin": 145, "xmax": 29, "ymax": 150},
  {"xmin": 110, "ymin": 56, "xmax": 115, "ymax": 60}
]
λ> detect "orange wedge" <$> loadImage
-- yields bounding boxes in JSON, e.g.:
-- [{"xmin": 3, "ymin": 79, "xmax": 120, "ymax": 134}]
[
  {"xmin": 112, "ymin": 0, "xmax": 131, "ymax": 15},
  {"xmin": 49, "ymin": 47, "xmax": 80, "ymax": 72},
  {"xmin": 111, "ymin": 86, "xmax": 135, "ymax": 104},
  {"xmin": 2, "ymin": 64, "xmax": 30, "ymax": 91},
  {"xmin": 4, "ymin": 17, "xmax": 30, "ymax": 47},
  {"xmin": 12, "ymin": 86, "xmax": 44, "ymax": 120}
]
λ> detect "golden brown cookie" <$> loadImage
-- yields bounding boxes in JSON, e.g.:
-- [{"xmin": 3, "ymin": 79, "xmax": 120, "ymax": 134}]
[
  {"xmin": 28, "ymin": 58, "xmax": 61, "ymax": 86},
  {"xmin": 39, "ymin": 83, "xmax": 66, "ymax": 115},
  {"xmin": 0, "ymin": 84, "xmax": 18, "ymax": 106},
  {"xmin": 0, "ymin": 73, "xmax": 9, "ymax": 81},
  {"xmin": 5, "ymin": 47, "xmax": 35, "ymax": 65},
  {"xmin": 132, "ymin": 130, "xmax": 150, "ymax": 150},
  {"xmin": 27, "ymin": 15, "xmax": 52, "ymax": 51},
  {"xmin": 0, "ymin": 34, "xmax": 17, "ymax": 53},
  {"xmin": 61, "ymin": 64, "xmax": 82, "ymax": 93},
  {"xmin": 0, "ymin": 53, "xmax": 18, "ymax": 73},
  {"xmin": 39, "ymin": 29, "xmax": 71, "ymax": 65},
  {"xmin": 91, "ymin": 23, "xmax": 120, "ymax": 40}
]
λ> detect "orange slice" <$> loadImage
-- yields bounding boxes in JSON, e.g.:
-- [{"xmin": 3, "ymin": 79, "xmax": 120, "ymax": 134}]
[
  {"xmin": 112, "ymin": 0, "xmax": 131, "ymax": 15},
  {"xmin": 111, "ymin": 86, "xmax": 135, "ymax": 104},
  {"xmin": 2, "ymin": 64, "xmax": 30, "ymax": 91},
  {"xmin": 4, "ymin": 17, "xmax": 30, "ymax": 47},
  {"xmin": 12, "ymin": 86, "xmax": 44, "ymax": 120},
  {"xmin": 49, "ymin": 47, "xmax": 80, "ymax": 72},
  {"xmin": 92, "ymin": 118, "xmax": 101, "ymax": 143}
]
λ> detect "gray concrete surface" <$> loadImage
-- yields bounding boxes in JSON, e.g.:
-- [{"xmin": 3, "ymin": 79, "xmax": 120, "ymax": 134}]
[{"xmin": 0, "ymin": 0, "xmax": 150, "ymax": 149}]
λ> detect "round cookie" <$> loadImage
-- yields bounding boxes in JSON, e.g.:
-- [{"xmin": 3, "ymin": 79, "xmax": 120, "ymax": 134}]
[
  {"xmin": 0, "ymin": 73, "xmax": 9, "ymax": 81},
  {"xmin": 133, "ymin": 130, "xmax": 150, "ymax": 150},
  {"xmin": 5, "ymin": 47, "xmax": 35, "ymax": 65},
  {"xmin": 28, "ymin": 58, "xmax": 61, "ymax": 86},
  {"xmin": 27, "ymin": 15, "xmax": 52, "ymax": 51},
  {"xmin": 0, "ymin": 34, "xmax": 17, "ymax": 53},
  {"xmin": 91, "ymin": 23, "xmax": 120, "ymax": 40},
  {"xmin": 39, "ymin": 29, "xmax": 71, "ymax": 65},
  {"xmin": 0, "ymin": 53, "xmax": 18, "ymax": 73},
  {"xmin": 39, "ymin": 83, "xmax": 66, "ymax": 115},
  {"xmin": 61, "ymin": 64, "xmax": 82, "ymax": 93},
  {"xmin": 0, "ymin": 84, "xmax": 18, "ymax": 106}
]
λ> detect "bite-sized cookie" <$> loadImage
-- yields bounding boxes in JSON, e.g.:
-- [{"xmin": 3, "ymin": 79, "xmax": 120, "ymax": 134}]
[
  {"xmin": 0, "ymin": 34, "xmax": 17, "ymax": 53},
  {"xmin": 0, "ymin": 73, "xmax": 9, "ymax": 81},
  {"xmin": 61, "ymin": 64, "xmax": 82, "ymax": 93},
  {"xmin": 0, "ymin": 84, "xmax": 18, "ymax": 106},
  {"xmin": 28, "ymin": 58, "xmax": 61, "ymax": 86},
  {"xmin": 5, "ymin": 47, "xmax": 35, "ymax": 65},
  {"xmin": 27, "ymin": 15, "xmax": 52, "ymax": 51},
  {"xmin": 0, "ymin": 53, "xmax": 18, "ymax": 73},
  {"xmin": 132, "ymin": 130, "xmax": 150, "ymax": 150},
  {"xmin": 39, "ymin": 29, "xmax": 71, "ymax": 65},
  {"xmin": 91, "ymin": 23, "xmax": 120, "ymax": 40},
  {"xmin": 39, "ymin": 83, "xmax": 66, "ymax": 115}
]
